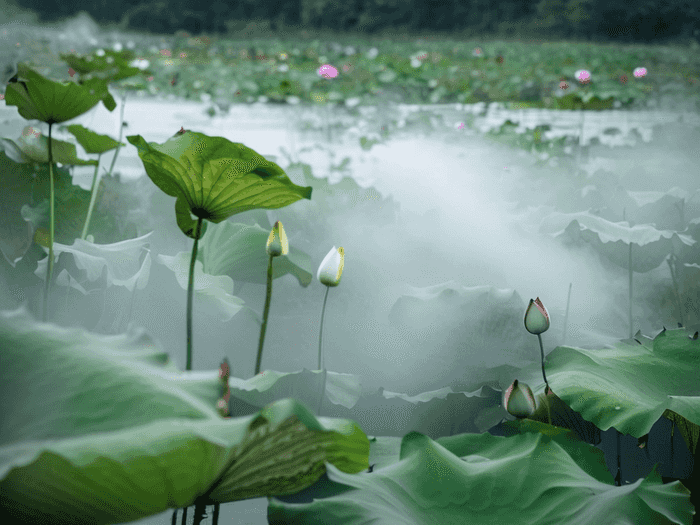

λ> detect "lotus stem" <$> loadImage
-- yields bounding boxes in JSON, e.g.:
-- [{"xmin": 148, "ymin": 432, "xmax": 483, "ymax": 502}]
[
  {"xmin": 317, "ymin": 286, "xmax": 331, "ymax": 416},
  {"xmin": 81, "ymin": 91, "xmax": 127, "ymax": 241},
  {"xmin": 537, "ymin": 333, "xmax": 551, "ymax": 426},
  {"xmin": 667, "ymin": 254, "xmax": 685, "ymax": 327},
  {"xmin": 186, "ymin": 218, "xmax": 205, "ymax": 371},
  {"xmin": 561, "ymin": 282, "xmax": 572, "ymax": 346},
  {"xmin": 41, "ymin": 122, "xmax": 57, "ymax": 322},
  {"xmin": 255, "ymin": 253, "xmax": 275, "ymax": 375},
  {"xmin": 615, "ymin": 429, "xmax": 622, "ymax": 486},
  {"xmin": 628, "ymin": 242, "xmax": 633, "ymax": 340}
]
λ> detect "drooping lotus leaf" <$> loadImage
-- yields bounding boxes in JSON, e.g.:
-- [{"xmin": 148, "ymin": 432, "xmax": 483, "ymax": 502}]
[
  {"xmin": 4, "ymin": 62, "xmax": 116, "ymax": 124},
  {"xmin": 61, "ymin": 123, "xmax": 125, "ymax": 154},
  {"xmin": 126, "ymin": 130, "xmax": 312, "ymax": 239},
  {"xmin": 538, "ymin": 211, "xmax": 696, "ymax": 273},
  {"xmin": 0, "ymin": 125, "xmax": 98, "ymax": 166}
]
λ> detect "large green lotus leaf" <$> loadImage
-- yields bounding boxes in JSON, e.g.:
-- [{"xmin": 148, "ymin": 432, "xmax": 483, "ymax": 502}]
[
  {"xmin": 4, "ymin": 62, "xmax": 116, "ymax": 124},
  {"xmin": 538, "ymin": 210, "xmax": 696, "ymax": 273},
  {"xmin": 198, "ymin": 219, "xmax": 314, "ymax": 288},
  {"xmin": 126, "ymin": 131, "xmax": 312, "ymax": 236},
  {"xmin": 0, "ymin": 125, "xmax": 98, "ymax": 166},
  {"xmin": 0, "ymin": 307, "xmax": 369, "ymax": 524},
  {"xmin": 269, "ymin": 429, "xmax": 693, "ymax": 524},
  {"xmin": 506, "ymin": 327, "xmax": 700, "ymax": 452}
]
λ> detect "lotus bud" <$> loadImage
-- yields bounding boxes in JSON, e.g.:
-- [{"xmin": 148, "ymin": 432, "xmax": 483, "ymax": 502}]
[
  {"xmin": 317, "ymin": 246, "xmax": 344, "ymax": 287},
  {"xmin": 216, "ymin": 390, "xmax": 231, "ymax": 418},
  {"xmin": 266, "ymin": 220, "xmax": 289, "ymax": 257},
  {"xmin": 524, "ymin": 297, "xmax": 550, "ymax": 335},
  {"xmin": 218, "ymin": 357, "xmax": 230, "ymax": 385},
  {"xmin": 504, "ymin": 379, "xmax": 537, "ymax": 418}
]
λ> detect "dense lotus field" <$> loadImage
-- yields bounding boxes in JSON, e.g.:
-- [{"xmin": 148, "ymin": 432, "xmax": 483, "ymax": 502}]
[{"xmin": 4, "ymin": 15, "xmax": 699, "ymax": 114}]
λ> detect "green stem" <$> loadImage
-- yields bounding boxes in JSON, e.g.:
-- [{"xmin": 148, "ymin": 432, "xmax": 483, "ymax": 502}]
[
  {"xmin": 561, "ymin": 282, "xmax": 572, "ymax": 346},
  {"xmin": 107, "ymin": 91, "xmax": 128, "ymax": 178},
  {"xmin": 82, "ymin": 89, "xmax": 127, "ymax": 241},
  {"xmin": 537, "ymin": 333, "xmax": 551, "ymax": 426},
  {"xmin": 615, "ymin": 429, "xmax": 622, "ymax": 486},
  {"xmin": 667, "ymin": 254, "xmax": 685, "ymax": 326},
  {"xmin": 213, "ymin": 502, "xmax": 220, "ymax": 524},
  {"xmin": 317, "ymin": 368, "xmax": 327, "ymax": 417},
  {"xmin": 42, "ymin": 122, "xmax": 56, "ymax": 323},
  {"xmin": 316, "ymin": 286, "xmax": 330, "ymax": 416},
  {"xmin": 186, "ymin": 218, "xmax": 204, "ymax": 372},
  {"xmin": 192, "ymin": 502, "xmax": 207, "ymax": 524},
  {"xmin": 80, "ymin": 158, "xmax": 102, "ymax": 241},
  {"xmin": 318, "ymin": 286, "xmax": 330, "ymax": 370},
  {"xmin": 255, "ymin": 254, "xmax": 275, "ymax": 375},
  {"xmin": 628, "ymin": 242, "xmax": 633, "ymax": 340}
]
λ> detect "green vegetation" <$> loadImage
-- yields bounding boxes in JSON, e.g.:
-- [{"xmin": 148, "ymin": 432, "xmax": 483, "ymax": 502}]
[
  {"xmin": 0, "ymin": 23, "xmax": 698, "ymax": 525},
  {"xmin": 8, "ymin": 25, "xmax": 699, "ymax": 112}
]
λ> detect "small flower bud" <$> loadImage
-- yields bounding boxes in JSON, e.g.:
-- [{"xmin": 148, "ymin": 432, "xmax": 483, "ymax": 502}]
[
  {"xmin": 266, "ymin": 220, "xmax": 289, "ymax": 257},
  {"xmin": 504, "ymin": 379, "xmax": 537, "ymax": 418},
  {"xmin": 317, "ymin": 246, "xmax": 344, "ymax": 287},
  {"xmin": 524, "ymin": 297, "xmax": 550, "ymax": 335}
]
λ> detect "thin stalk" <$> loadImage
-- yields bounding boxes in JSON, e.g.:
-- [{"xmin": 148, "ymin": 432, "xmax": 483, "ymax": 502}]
[
  {"xmin": 666, "ymin": 254, "xmax": 685, "ymax": 326},
  {"xmin": 186, "ymin": 218, "xmax": 205, "ymax": 371},
  {"xmin": 318, "ymin": 286, "xmax": 330, "ymax": 370},
  {"xmin": 80, "ymin": 157, "xmax": 102, "ymax": 240},
  {"xmin": 42, "ymin": 122, "xmax": 56, "ymax": 322},
  {"xmin": 172, "ymin": 217, "xmax": 205, "ymax": 525},
  {"xmin": 537, "ymin": 332, "xmax": 551, "ymax": 426},
  {"xmin": 192, "ymin": 502, "xmax": 207, "ymax": 524},
  {"xmin": 615, "ymin": 429, "xmax": 622, "ymax": 486},
  {"xmin": 255, "ymin": 253, "xmax": 275, "ymax": 375},
  {"xmin": 316, "ymin": 286, "xmax": 330, "ymax": 416},
  {"xmin": 561, "ymin": 282, "xmax": 572, "ymax": 346},
  {"xmin": 628, "ymin": 242, "xmax": 633, "ymax": 340},
  {"xmin": 82, "ymin": 90, "xmax": 127, "ymax": 241}
]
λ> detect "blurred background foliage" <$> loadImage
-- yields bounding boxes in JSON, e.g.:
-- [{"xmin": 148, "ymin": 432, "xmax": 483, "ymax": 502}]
[{"xmin": 3, "ymin": 0, "xmax": 699, "ymax": 46}]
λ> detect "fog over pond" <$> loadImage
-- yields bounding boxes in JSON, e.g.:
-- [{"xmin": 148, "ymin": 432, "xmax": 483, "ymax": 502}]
[
  {"xmin": 2, "ymin": 15, "xmax": 699, "ymax": 525},
  {"xmin": 18, "ymin": 92, "xmax": 690, "ymax": 399}
]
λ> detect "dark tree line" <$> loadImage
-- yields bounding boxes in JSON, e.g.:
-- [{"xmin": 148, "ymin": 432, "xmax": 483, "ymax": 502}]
[{"xmin": 9, "ymin": 0, "xmax": 700, "ymax": 45}]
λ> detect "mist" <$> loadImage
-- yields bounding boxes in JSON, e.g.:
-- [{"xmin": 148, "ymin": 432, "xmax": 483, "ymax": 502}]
[{"xmin": 114, "ymin": 102, "xmax": 685, "ymax": 397}]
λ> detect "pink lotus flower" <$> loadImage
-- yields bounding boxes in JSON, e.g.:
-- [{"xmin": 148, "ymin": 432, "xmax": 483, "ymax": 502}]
[
  {"xmin": 574, "ymin": 69, "xmax": 591, "ymax": 84},
  {"xmin": 318, "ymin": 64, "xmax": 338, "ymax": 79},
  {"xmin": 633, "ymin": 67, "xmax": 647, "ymax": 78}
]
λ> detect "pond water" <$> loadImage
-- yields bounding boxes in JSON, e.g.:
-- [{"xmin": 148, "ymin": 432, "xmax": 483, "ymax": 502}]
[{"xmin": 1, "ymin": 90, "xmax": 699, "ymax": 525}]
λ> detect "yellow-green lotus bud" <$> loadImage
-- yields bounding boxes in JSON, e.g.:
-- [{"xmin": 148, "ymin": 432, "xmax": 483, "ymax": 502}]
[
  {"xmin": 317, "ymin": 246, "xmax": 344, "ymax": 287},
  {"xmin": 524, "ymin": 297, "xmax": 550, "ymax": 335},
  {"xmin": 504, "ymin": 379, "xmax": 537, "ymax": 418},
  {"xmin": 266, "ymin": 220, "xmax": 289, "ymax": 257}
]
